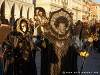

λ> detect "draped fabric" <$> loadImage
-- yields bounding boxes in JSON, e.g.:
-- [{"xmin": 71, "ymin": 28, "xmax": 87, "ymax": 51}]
[
  {"xmin": 41, "ymin": 8, "xmax": 79, "ymax": 75},
  {"xmin": 0, "ymin": 25, "xmax": 11, "ymax": 44},
  {"xmin": 41, "ymin": 33, "xmax": 79, "ymax": 75},
  {"xmin": 2, "ymin": 31, "xmax": 36, "ymax": 75}
]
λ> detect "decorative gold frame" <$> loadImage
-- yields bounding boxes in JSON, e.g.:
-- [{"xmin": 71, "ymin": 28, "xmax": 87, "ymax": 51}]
[{"xmin": 49, "ymin": 8, "xmax": 73, "ymax": 40}]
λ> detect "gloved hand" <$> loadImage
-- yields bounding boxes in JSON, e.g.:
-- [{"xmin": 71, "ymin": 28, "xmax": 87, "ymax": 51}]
[{"xmin": 41, "ymin": 41, "xmax": 46, "ymax": 48}]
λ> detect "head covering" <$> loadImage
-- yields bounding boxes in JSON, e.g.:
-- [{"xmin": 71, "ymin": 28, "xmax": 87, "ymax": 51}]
[
  {"xmin": 16, "ymin": 17, "xmax": 29, "ymax": 34},
  {"xmin": 49, "ymin": 8, "xmax": 72, "ymax": 40}
]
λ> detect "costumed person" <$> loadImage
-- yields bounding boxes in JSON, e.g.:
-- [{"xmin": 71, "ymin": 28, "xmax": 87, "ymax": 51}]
[
  {"xmin": 2, "ymin": 17, "xmax": 36, "ymax": 75},
  {"xmin": 0, "ymin": 17, "xmax": 3, "ymax": 58},
  {"xmin": 33, "ymin": 10, "xmax": 45, "ymax": 48},
  {"xmin": 0, "ymin": 17, "xmax": 3, "ymax": 75},
  {"xmin": 33, "ymin": 8, "xmax": 47, "ymax": 75},
  {"xmin": 0, "ymin": 17, "xmax": 11, "ymax": 75},
  {"xmin": 96, "ymin": 22, "xmax": 100, "ymax": 53},
  {"xmin": 81, "ymin": 22, "xmax": 92, "ymax": 49},
  {"xmin": 41, "ymin": 8, "xmax": 89, "ymax": 75},
  {"xmin": 74, "ymin": 20, "xmax": 83, "ymax": 50},
  {"xmin": 92, "ymin": 22, "xmax": 99, "ymax": 50},
  {"xmin": 34, "ymin": 8, "xmax": 49, "ymax": 75}
]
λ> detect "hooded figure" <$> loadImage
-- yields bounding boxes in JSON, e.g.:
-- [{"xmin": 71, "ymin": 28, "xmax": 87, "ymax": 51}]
[{"xmin": 2, "ymin": 18, "xmax": 36, "ymax": 75}]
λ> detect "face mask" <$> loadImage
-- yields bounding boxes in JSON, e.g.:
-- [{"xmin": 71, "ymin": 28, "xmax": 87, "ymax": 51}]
[
  {"xmin": 21, "ymin": 22, "xmax": 27, "ymax": 32},
  {"xmin": 58, "ymin": 23, "xmax": 66, "ymax": 34}
]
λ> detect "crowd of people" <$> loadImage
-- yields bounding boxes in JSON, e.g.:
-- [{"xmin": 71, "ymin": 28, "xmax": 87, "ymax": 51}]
[
  {"xmin": 73, "ymin": 20, "xmax": 100, "ymax": 53},
  {"xmin": 0, "ymin": 8, "xmax": 100, "ymax": 75}
]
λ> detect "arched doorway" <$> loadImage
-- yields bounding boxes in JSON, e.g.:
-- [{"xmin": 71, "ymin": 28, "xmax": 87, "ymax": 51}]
[
  {"xmin": 20, "ymin": 5, "xmax": 27, "ymax": 18},
  {"xmin": 14, "ymin": 3, "xmax": 20, "ymax": 20},
  {"xmin": 10, "ymin": 3, "xmax": 15, "ymax": 28},
  {"xmin": 1, "ymin": 0, "xmax": 10, "ymax": 25},
  {"xmin": 27, "ymin": 6, "xmax": 34, "ymax": 19}
]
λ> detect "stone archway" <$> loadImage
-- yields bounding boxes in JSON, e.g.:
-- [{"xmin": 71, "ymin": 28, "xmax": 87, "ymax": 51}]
[
  {"xmin": 20, "ymin": 5, "xmax": 27, "ymax": 18},
  {"xmin": 10, "ymin": 3, "xmax": 15, "ymax": 27},
  {"xmin": 0, "ymin": 0, "xmax": 4, "ymax": 15},
  {"xmin": 27, "ymin": 6, "xmax": 34, "ymax": 19},
  {"xmin": 14, "ymin": 3, "xmax": 20, "ymax": 20},
  {"xmin": 0, "ymin": 1, "xmax": 5, "ymax": 17},
  {"xmin": 1, "ymin": 0, "xmax": 10, "ymax": 24},
  {"xmin": 4, "ymin": 0, "xmax": 11, "ymax": 20}
]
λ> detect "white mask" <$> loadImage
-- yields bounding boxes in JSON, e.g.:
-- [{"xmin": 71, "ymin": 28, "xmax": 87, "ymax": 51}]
[{"xmin": 21, "ymin": 22, "xmax": 27, "ymax": 32}]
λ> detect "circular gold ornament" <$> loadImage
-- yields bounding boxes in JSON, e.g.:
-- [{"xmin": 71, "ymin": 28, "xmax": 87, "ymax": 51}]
[{"xmin": 49, "ymin": 8, "xmax": 73, "ymax": 40}]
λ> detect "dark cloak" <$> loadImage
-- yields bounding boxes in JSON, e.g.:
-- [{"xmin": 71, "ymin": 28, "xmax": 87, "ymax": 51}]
[
  {"xmin": 2, "ymin": 31, "xmax": 37, "ymax": 75},
  {"xmin": 41, "ymin": 33, "xmax": 79, "ymax": 75}
]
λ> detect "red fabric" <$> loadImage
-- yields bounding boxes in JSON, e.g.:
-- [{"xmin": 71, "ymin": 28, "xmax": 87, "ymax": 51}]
[{"xmin": 0, "ymin": 25, "xmax": 11, "ymax": 44}]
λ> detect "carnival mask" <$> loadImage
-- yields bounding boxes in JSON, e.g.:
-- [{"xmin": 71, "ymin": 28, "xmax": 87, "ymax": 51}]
[
  {"xmin": 49, "ymin": 8, "xmax": 72, "ymax": 40},
  {"xmin": 58, "ymin": 23, "xmax": 66, "ymax": 34},
  {"xmin": 16, "ymin": 18, "xmax": 29, "ymax": 35},
  {"xmin": 20, "ymin": 22, "xmax": 27, "ymax": 32}
]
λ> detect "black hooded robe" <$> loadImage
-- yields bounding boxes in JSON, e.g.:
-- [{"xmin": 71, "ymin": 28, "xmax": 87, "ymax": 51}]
[{"xmin": 2, "ymin": 31, "xmax": 37, "ymax": 75}]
